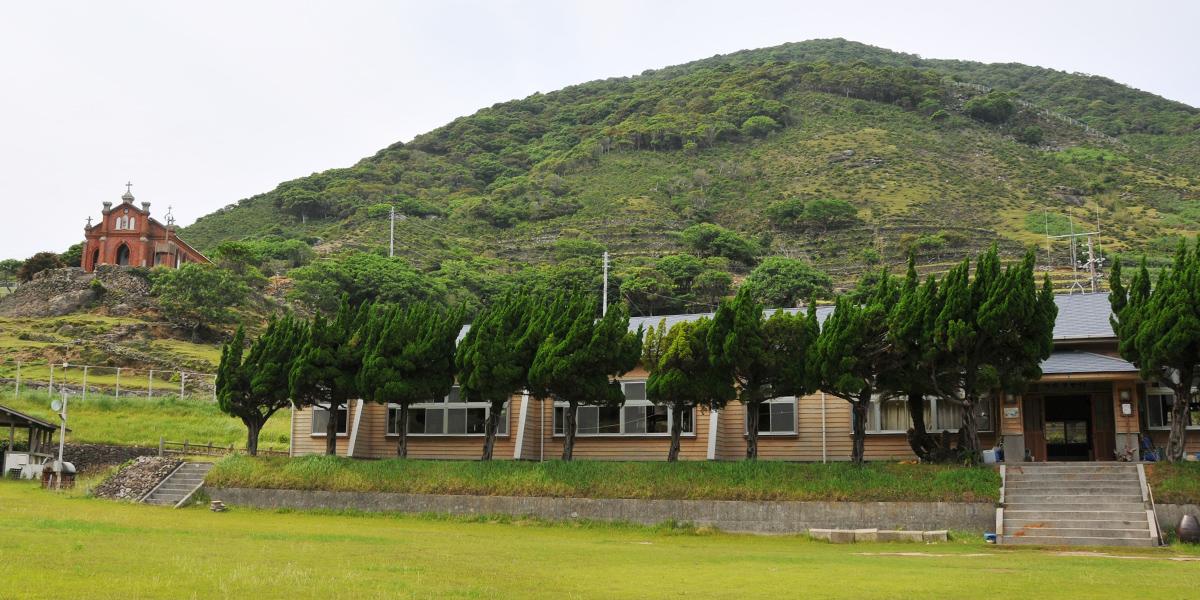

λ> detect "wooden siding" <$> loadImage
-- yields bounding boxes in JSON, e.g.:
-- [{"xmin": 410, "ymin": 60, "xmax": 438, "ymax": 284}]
[{"xmin": 291, "ymin": 401, "xmax": 360, "ymax": 456}]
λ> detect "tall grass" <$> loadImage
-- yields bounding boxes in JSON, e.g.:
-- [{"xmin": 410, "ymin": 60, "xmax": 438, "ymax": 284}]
[
  {"xmin": 1147, "ymin": 462, "xmax": 1200, "ymax": 505},
  {"xmin": 208, "ymin": 455, "xmax": 1000, "ymax": 502},
  {"xmin": 0, "ymin": 390, "xmax": 290, "ymax": 450}
]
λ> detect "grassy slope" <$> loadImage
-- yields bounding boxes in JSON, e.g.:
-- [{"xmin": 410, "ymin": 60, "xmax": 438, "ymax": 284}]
[
  {"xmin": 1147, "ymin": 462, "xmax": 1200, "ymax": 505},
  {"xmin": 0, "ymin": 392, "xmax": 290, "ymax": 451},
  {"xmin": 3, "ymin": 481, "xmax": 1198, "ymax": 599},
  {"xmin": 208, "ymin": 455, "xmax": 1000, "ymax": 502},
  {"xmin": 179, "ymin": 40, "xmax": 1200, "ymax": 293}
]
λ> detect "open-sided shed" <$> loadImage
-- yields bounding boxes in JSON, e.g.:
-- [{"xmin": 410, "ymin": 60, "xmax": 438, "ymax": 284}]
[{"xmin": 1, "ymin": 404, "xmax": 62, "ymax": 477}]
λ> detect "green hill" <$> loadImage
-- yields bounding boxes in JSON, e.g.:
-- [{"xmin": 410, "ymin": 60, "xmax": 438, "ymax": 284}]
[{"xmin": 181, "ymin": 38, "xmax": 1200, "ymax": 310}]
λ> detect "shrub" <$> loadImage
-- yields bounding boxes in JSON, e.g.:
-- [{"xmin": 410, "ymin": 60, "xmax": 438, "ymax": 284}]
[
  {"xmin": 964, "ymin": 91, "xmax": 1017, "ymax": 124},
  {"xmin": 740, "ymin": 115, "xmax": 780, "ymax": 138}
]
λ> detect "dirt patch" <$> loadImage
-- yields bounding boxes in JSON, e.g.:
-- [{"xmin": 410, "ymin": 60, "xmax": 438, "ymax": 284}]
[{"xmin": 91, "ymin": 456, "xmax": 181, "ymax": 501}]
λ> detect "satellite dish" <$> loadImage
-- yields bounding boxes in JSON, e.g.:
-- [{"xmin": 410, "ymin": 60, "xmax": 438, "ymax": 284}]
[{"xmin": 51, "ymin": 399, "xmax": 63, "ymax": 412}]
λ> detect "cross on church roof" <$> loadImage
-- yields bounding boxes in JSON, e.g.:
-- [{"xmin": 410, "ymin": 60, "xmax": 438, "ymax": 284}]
[
  {"xmin": 126, "ymin": 181, "xmax": 133, "ymax": 193},
  {"xmin": 86, "ymin": 216, "xmax": 92, "ymax": 227}
]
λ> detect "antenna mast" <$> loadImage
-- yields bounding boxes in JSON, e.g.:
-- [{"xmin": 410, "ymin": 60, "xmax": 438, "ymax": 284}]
[{"xmin": 602, "ymin": 250, "xmax": 610, "ymax": 316}]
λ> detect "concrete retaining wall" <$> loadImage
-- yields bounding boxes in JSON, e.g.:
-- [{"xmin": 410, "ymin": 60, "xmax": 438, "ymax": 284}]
[
  {"xmin": 208, "ymin": 487, "xmax": 995, "ymax": 534},
  {"xmin": 1157, "ymin": 504, "xmax": 1200, "ymax": 531}
]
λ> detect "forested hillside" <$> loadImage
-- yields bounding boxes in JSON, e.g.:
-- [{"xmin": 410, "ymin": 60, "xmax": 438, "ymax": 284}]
[{"xmin": 178, "ymin": 38, "xmax": 1200, "ymax": 315}]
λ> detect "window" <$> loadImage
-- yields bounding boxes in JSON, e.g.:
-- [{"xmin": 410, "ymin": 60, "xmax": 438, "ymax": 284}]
[
  {"xmin": 866, "ymin": 395, "xmax": 993, "ymax": 434},
  {"xmin": 388, "ymin": 386, "xmax": 508, "ymax": 436},
  {"xmin": 552, "ymin": 380, "xmax": 694, "ymax": 436},
  {"xmin": 1146, "ymin": 385, "xmax": 1200, "ymax": 430},
  {"xmin": 746, "ymin": 397, "xmax": 797, "ymax": 435},
  {"xmin": 310, "ymin": 403, "xmax": 348, "ymax": 436}
]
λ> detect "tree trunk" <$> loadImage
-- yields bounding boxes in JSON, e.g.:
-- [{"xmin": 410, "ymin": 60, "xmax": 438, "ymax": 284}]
[
  {"xmin": 960, "ymin": 393, "xmax": 982, "ymax": 461},
  {"xmin": 1166, "ymin": 387, "xmax": 1191, "ymax": 462},
  {"xmin": 745, "ymin": 399, "xmax": 759, "ymax": 460},
  {"xmin": 481, "ymin": 399, "xmax": 504, "ymax": 461},
  {"xmin": 851, "ymin": 392, "xmax": 869, "ymax": 465},
  {"xmin": 561, "ymin": 402, "xmax": 578, "ymax": 461},
  {"xmin": 245, "ymin": 419, "xmax": 260, "ymax": 457},
  {"xmin": 396, "ymin": 404, "xmax": 409, "ymax": 458},
  {"xmin": 667, "ymin": 404, "xmax": 683, "ymax": 462},
  {"xmin": 325, "ymin": 400, "xmax": 339, "ymax": 456},
  {"xmin": 905, "ymin": 391, "xmax": 942, "ymax": 461}
]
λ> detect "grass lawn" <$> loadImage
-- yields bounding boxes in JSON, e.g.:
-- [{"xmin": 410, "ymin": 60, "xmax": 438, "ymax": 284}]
[
  {"xmin": 0, "ymin": 391, "xmax": 290, "ymax": 451},
  {"xmin": 2, "ymin": 481, "xmax": 1198, "ymax": 599},
  {"xmin": 208, "ymin": 455, "xmax": 1001, "ymax": 502}
]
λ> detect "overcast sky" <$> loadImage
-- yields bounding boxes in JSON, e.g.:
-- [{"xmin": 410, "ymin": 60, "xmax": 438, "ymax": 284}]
[{"xmin": 2, "ymin": 0, "xmax": 1196, "ymax": 260}]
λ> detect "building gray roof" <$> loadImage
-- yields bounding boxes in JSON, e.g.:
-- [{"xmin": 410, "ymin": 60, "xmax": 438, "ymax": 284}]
[
  {"xmin": 458, "ymin": 293, "xmax": 1115, "ymax": 347},
  {"xmin": 1041, "ymin": 350, "xmax": 1138, "ymax": 375},
  {"xmin": 1052, "ymin": 293, "xmax": 1115, "ymax": 341}
]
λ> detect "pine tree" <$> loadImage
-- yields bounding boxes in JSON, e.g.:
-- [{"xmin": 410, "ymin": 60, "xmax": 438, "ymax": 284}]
[
  {"xmin": 456, "ymin": 293, "xmax": 541, "ymax": 460},
  {"xmin": 289, "ymin": 296, "xmax": 369, "ymax": 455},
  {"xmin": 359, "ymin": 303, "xmax": 462, "ymax": 457},
  {"xmin": 644, "ymin": 318, "xmax": 735, "ymax": 461},
  {"xmin": 708, "ymin": 287, "xmax": 818, "ymax": 459},
  {"xmin": 1110, "ymin": 239, "xmax": 1200, "ymax": 462},
  {"xmin": 528, "ymin": 297, "xmax": 642, "ymax": 460},
  {"xmin": 931, "ymin": 247, "xmax": 1056, "ymax": 458},
  {"xmin": 217, "ymin": 316, "xmax": 307, "ymax": 455},
  {"xmin": 813, "ymin": 272, "xmax": 896, "ymax": 465}
]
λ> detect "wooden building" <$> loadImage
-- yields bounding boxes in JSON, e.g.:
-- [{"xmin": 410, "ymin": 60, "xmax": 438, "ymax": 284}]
[{"xmin": 291, "ymin": 293, "xmax": 1199, "ymax": 462}]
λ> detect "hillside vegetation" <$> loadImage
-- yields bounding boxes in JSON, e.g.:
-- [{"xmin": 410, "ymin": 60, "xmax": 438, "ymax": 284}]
[{"xmin": 175, "ymin": 38, "xmax": 1199, "ymax": 312}]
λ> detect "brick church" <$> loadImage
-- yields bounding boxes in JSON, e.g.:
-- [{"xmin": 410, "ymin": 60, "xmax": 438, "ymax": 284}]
[{"xmin": 81, "ymin": 184, "xmax": 209, "ymax": 272}]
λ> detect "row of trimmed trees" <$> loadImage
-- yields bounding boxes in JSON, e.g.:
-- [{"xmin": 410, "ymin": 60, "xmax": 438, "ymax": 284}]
[{"xmin": 218, "ymin": 245, "xmax": 1060, "ymax": 464}]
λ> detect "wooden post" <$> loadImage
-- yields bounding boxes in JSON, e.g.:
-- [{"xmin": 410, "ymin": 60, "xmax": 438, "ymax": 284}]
[
  {"xmin": 14, "ymin": 360, "xmax": 20, "ymax": 398},
  {"xmin": 158, "ymin": 436, "xmax": 164, "ymax": 457},
  {"xmin": 82, "ymin": 366, "xmax": 89, "ymax": 402},
  {"xmin": 183, "ymin": 440, "xmax": 189, "ymax": 454},
  {"xmin": 148, "ymin": 369, "xmax": 153, "ymax": 399},
  {"xmin": 115, "ymin": 367, "xmax": 121, "ymax": 399}
]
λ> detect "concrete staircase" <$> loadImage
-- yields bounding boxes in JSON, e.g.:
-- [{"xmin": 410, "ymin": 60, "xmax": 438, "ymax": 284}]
[
  {"xmin": 142, "ymin": 462, "xmax": 213, "ymax": 508},
  {"xmin": 999, "ymin": 463, "xmax": 1160, "ymax": 547}
]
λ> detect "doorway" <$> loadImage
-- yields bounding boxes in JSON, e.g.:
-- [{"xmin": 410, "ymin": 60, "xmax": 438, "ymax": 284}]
[
  {"xmin": 115, "ymin": 244, "xmax": 130, "ymax": 266},
  {"xmin": 1044, "ymin": 395, "xmax": 1092, "ymax": 461}
]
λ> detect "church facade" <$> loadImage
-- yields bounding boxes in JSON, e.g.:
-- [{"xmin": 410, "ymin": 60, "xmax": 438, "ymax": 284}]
[{"xmin": 81, "ymin": 185, "xmax": 209, "ymax": 272}]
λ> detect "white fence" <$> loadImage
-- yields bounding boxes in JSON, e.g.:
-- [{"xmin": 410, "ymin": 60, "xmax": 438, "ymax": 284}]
[{"xmin": 0, "ymin": 360, "xmax": 217, "ymax": 402}]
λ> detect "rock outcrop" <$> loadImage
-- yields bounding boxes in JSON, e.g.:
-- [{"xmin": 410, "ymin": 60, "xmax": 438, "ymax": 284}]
[{"xmin": 0, "ymin": 266, "xmax": 154, "ymax": 318}]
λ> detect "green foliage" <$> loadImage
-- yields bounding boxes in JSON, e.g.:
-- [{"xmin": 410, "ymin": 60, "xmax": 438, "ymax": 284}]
[
  {"xmin": 740, "ymin": 115, "xmax": 780, "ymax": 138},
  {"xmin": 708, "ymin": 287, "xmax": 819, "ymax": 459},
  {"xmin": 217, "ymin": 315, "xmax": 307, "ymax": 454},
  {"xmin": 289, "ymin": 296, "xmax": 370, "ymax": 455},
  {"xmin": 1109, "ymin": 239, "xmax": 1200, "ymax": 461},
  {"xmin": 213, "ymin": 238, "xmax": 314, "ymax": 275},
  {"xmin": 17, "ymin": 251, "xmax": 64, "ymax": 282},
  {"xmin": 288, "ymin": 252, "xmax": 446, "ymax": 313},
  {"xmin": 527, "ymin": 296, "xmax": 642, "ymax": 460},
  {"xmin": 740, "ymin": 257, "xmax": 832, "ymax": 307},
  {"xmin": 1017, "ymin": 125, "xmax": 1044, "ymax": 145},
  {"xmin": 767, "ymin": 198, "xmax": 859, "ymax": 231},
  {"xmin": 150, "ymin": 264, "xmax": 250, "ymax": 339},
  {"xmin": 680, "ymin": 223, "xmax": 758, "ymax": 264},
  {"xmin": 359, "ymin": 303, "xmax": 462, "ymax": 457},
  {"xmin": 643, "ymin": 318, "xmax": 735, "ymax": 460},
  {"xmin": 457, "ymin": 293, "xmax": 543, "ymax": 459},
  {"xmin": 964, "ymin": 91, "xmax": 1017, "ymax": 124},
  {"xmin": 59, "ymin": 243, "xmax": 84, "ymax": 268}
]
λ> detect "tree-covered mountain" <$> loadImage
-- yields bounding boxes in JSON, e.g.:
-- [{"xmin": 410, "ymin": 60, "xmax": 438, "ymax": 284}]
[{"xmin": 181, "ymin": 38, "xmax": 1200, "ymax": 314}]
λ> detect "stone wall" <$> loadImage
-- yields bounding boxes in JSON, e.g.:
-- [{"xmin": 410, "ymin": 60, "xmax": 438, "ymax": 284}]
[
  {"xmin": 1157, "ymin": 504, "xmax": 1200, "ymax": 533},
  {"xmin": 208, "ymin": 487, "xmax": 995, "ymax": 534},
  {"xmin": 64, "ymin": 443, "xmax": 158, "ymax": 473}
]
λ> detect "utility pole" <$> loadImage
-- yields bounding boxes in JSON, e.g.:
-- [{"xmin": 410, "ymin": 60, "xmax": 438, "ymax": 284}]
[
  {"xmin": 602, "ymin": 250, "xmax": 609, "ymax": 316},
  {"xmin": 389, "ymin": 206, "xmax": 395, "ymax": 258}
]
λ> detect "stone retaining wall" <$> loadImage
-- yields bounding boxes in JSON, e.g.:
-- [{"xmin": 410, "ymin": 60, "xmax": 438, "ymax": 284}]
[
  {"xmin": 64, "ymin": 443, "xmax": 158, "ymax": 473},
  {"xmin": 1156, "ymin": 504, "xmax": 1200, "ymax": 532},
  {"xmin": 208, "ymin": 487, "xmax": 995, "ymax": 534}
]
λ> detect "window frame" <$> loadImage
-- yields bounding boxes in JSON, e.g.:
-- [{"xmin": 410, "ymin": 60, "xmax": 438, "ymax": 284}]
[
  {"xmin": 310, "ymin": 403, "xmax": 349, "ymax": 437},
  {"xmin": 865, "ymin": 395, "xmax": 995, "ymax": 435},
  {"xmin": 744, "ymin": 396, "xmax": 798, "ymax": 436},
  {"xmin": 1145, "ymin": 384, "xmax": 1200, "ymax": 431},
  {"xmin": 551, "ymin": 380, "xmax": 696, "ymax": 438},
  {"xmin": 385, "ymin": 386, "xmax": 509, "ymax": 437}
]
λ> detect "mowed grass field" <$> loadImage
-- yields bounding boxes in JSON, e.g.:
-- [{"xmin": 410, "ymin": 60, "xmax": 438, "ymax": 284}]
[
  {"xmin": 0, "ymin": 391, "xmax": 291, "ymax": 450},
  {"xmin": 2, "ymin": 482, "xmax": 1198, "ymax": 599}
]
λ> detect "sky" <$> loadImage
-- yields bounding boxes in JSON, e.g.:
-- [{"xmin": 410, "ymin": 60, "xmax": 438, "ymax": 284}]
[{"xmin": 2, "ymin": 0, "xmax": 1197, "ymax": 260}]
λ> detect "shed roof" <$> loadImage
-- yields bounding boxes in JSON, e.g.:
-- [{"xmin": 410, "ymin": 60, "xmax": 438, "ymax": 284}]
[
  {"xmin": 0, "ymin": 404, "xmax": 60, "ymax": 432},
  {"xmin": 1040, "ymin": 350, "xmax": 1138, "ymax": 375}
]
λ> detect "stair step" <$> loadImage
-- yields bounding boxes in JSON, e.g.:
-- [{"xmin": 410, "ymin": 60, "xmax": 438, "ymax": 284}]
[
  {"xmin": 1005, "ymin": 494, "xmax": 1142, "ymax": 502},
  {"xmin": 1004, "ymin": 526, "xmax": 1151, "ymax": 539},
  {"xmin": 1006, "ymin": 486, "xmax": 1142, "ymax": 494},
  {"xmin": 1004, "ymin": 519, "xmax": 1149, "ymax": 530},
  {"xmin": 1005, "ymin": 504, "xmax": 1146, "ymax": 513},
  {"xmin": 1001, "ymin": 535, "xmax": 1156, "ymax": 547}
]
